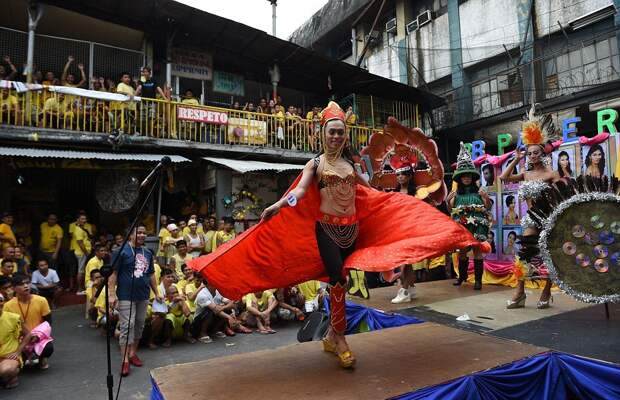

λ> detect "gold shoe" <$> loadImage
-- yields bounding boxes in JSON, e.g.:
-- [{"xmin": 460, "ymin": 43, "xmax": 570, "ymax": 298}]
[
  {"xmin": 337, "ymin": 350, "xmax": 356, "ymax": 369},
  {"xmin": 506, "ymin": 293, "xmax": 526, "ymax": 309},
  {"xmin": 322, "ymin": 338, "xmax": 337, "ymax": 354}
]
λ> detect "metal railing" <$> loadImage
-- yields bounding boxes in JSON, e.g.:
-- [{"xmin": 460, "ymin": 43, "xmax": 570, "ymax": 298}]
[{"xmin": 0, "ymin": 87, "xmax": 379, "ymax": 152}]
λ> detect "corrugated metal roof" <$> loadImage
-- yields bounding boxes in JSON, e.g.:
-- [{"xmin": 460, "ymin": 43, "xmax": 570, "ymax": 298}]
[
  {"xmin": 0, "ymin": 147, "xmax": 190, "ymax": 163},
  {"xmin": 203, "ymin": 157, "xmax": 305, "ymax": 173}
]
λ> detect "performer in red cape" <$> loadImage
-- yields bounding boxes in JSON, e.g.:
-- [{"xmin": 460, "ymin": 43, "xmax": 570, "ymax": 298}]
[{"xmin": 189, "ymin": 102, "xmax": 486, "ymax": 369}]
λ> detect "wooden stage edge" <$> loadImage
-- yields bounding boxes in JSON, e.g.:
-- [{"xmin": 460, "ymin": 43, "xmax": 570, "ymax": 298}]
[{"xmin": 151, "ymin": 322, "xmax": 547, "ymax": 400}]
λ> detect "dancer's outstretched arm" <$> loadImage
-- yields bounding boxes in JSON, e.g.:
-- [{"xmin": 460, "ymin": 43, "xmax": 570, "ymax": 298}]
[{"xmin": 260, "ymin": 159, "xmax": 316, "ymax": 221}]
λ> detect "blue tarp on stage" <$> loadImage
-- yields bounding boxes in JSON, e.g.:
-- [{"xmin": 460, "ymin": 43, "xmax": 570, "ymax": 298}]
[
  {"xmin": 390, "ymin": 351, "xmax": 620, "ymax": 400},
  {"xmin": 324, "ymin": 299, "xmax": 424, "ymax": 335},
  {"xmin": 151, "ymin": 377, "xmax": 164, "ymax": 400}
]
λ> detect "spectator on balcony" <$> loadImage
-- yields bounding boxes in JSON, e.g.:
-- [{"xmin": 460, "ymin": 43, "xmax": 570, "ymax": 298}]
[
  {"xmin": 41, "ymin": 93, "xmax": 74, "ymax": 128},
  {"xmin": 345, "ymin": 106, "xmax": 357, "ymax": 125},
  {"xmin": 61, "ymin": 56, "xmax": 86, "ymax": 88},
  {"xmin": 0, "ymin": 56, "xmax": 18, "ymax": 81},
  {"xmin": 232, "ymin": 101, "xmax": 240, "ymax": 110},
  {"xmin": 116, "ymin": 73, "xmax": 137, "ymax": 109},
  {"xmin": 42, "ymin": 72, "xmax": 55, "ymax": 86},
  {"xmin": 257, "ymin": 98, "xmax": 268, "ymax": 114},
  {"xmin": 1, "ymin": 89, "xmax": 20, "ymax": 120},
  {"xmin": 243, "ymin": 102, "xmax": 256, "ymax": 113},
  {"xmin": 92, "ymin": 77, "xmax": 107, "ymax": 92},
  {"xmin": 306, "ymin": 106, "xmax": 321, "ymax": 151},
  {"xmin": 181, "ymin": 89, "xmax": 200, "ymax": 106},
  {"xmin": 136, "ymin": 67, "xmax": 165, "ymax": 100}
]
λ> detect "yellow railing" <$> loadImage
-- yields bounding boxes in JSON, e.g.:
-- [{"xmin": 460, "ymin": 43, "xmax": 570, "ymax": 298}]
[{"xmin": 0, "ymin": 87, "xmax": 380, "ymax": 152}]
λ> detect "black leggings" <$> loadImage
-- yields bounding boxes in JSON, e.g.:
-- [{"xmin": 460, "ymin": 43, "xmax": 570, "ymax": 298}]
[
  {"xmin": 39, "ymin": 342, "xmax": 54, "ymax": 358},
  {"xmin": 315, "ymin": 222, "xmax": 356, "ymax": 286}
]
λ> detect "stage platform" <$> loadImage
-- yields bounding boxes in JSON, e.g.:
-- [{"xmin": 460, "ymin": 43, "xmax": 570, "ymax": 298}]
[
  {"xmin": 353, "ymin": 280, "xmax": 591, "ymax": 332},
  {"xmin": 151, "ymin": 322, "xmax": 546, "ymax": 400}
]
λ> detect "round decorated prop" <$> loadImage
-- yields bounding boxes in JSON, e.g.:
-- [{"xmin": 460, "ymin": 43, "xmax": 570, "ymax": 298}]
[
  {"xmin": 360, "ymin": 118, "xmax": 446, "ymax": 203},
  {"xmin": 535, "ymin": 177, "xmax": 620, "ymax": 303},
  {"xmin": 96, "ymin": 171, "xmax": 140, "ymax": 213}
]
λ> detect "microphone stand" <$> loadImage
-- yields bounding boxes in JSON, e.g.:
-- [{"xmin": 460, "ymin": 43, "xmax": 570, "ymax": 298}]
[{"xmin": 101, "ymin": 163, "xmax": 164, "ymax": 400}]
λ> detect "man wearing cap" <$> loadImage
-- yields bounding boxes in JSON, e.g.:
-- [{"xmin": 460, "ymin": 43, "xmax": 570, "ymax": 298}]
[{"xmin": 0, "ymin": 212, "xmax": 17, "ymax": 251}]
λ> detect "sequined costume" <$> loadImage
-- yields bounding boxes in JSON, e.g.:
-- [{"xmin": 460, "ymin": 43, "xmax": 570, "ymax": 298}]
[{"xmin": 515, "ymin": 180, "xmax": 552, "ymax": 280}]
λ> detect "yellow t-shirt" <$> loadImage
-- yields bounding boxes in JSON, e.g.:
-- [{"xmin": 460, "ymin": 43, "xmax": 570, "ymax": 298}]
[
  {"xmin": 203, "ymin": 230, "xmax": 216, "ymax": 253},
  {"xmin": 84, "ymin": 256, "xmax": 104, "ymax": 287},
  {"xmin": 40, "ymin": 223, "xmax": 63, "ymax": 253},
  {"xmin": 95, "ymin": 289, "xmax": 107, "ymax": 321},
  {"xmin": 243, "ymin": 290, "xmax": 274, "ymax": 311},
  {"xmin": 4, "ymin": 295, "xmax": 51, "ymax": 331},
  {"xmin": 0, "ymin": 223, "xmax": 16, "ymax": 250},
  {"xmin": 1, "ymin": 94, "xmax": 19, "ymax": 110},
  {"xmin": 69, "ymin": 222, "xmax": 94, "ymax": 252},
  {"xmin": 116, "ymin": 82, "xmax": 136, "ymax": 111},
  {"xmin": 183, "ymin": 226, "xmax": 205, "ymax": 236},
  {"xmin": 212, "ymin": 230, "xmax": 236, "ymax": 251},
  {"xmin": 183, "ymin": 281, "xmax": 198, "ymax": 313},
  {"xmin": 42, "ymin": 97, "xmax": 72, "ymax": 115},
  {"xmin": 172, "ymin": 253, "xmax": 194, "ymax": 277},
  {"xmin": 73, "ymin": 225, "xmax": 92, "ymax": 257},
  {"xmin": 157, "ymin": 228, "xmax": 171, "ymax": 257},
  {"xmin": 346, "ymin": 113, "xmax": 357, "ymax": 125},
  {"xmin": 297, "ymin": 280, "xmax": 321, "ymax": 300},
  {"xmin": 0, "ymin": 311, "xmax": 21, "ymax": 358},
  {"xmin": 181, "ymin": 98, "xmax": 200, "ymax": 106}
]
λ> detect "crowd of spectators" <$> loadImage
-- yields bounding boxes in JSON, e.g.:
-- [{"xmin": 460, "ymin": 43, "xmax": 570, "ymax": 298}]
[
  {"xmin": 0, "ymin": 55, "xmax": 363, "ymax": 149},
  {"xmin": 0, "ymin": 208, "xmax": 327, "ymax": 384}
]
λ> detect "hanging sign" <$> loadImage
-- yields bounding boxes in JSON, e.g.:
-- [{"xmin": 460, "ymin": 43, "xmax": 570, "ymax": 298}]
[
  {"xmin": 171, "ymin": 48, "xmax": 213, "ymax": 80},
  {"xmin": 213, "ymin": 70, "xmax": 245, "ymax": 96}
]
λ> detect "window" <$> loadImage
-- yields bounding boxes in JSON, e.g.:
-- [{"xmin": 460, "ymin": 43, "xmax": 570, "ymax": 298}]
[
  {"xmin": 472, "ymin": 69, "xmax": 522, "ymax": 118},
  {"xmin": 545, "ymin": 36, "xmax": 620, "ymax": 99}
]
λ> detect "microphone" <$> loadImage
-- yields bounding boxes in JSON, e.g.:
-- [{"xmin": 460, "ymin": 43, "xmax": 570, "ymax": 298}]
[{"xmin": 140, "ymin": 156, "xmax": 172, "ymax": 189}]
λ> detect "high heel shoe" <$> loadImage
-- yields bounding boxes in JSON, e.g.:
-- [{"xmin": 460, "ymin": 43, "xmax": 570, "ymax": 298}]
[
  {"xmin": 506, "ymin": 293, "xmax": 526, "ymax": 309},
  {"xmin": 537, "ymin": 295, "xmax": 553, "ymax": 309},
  {"xmin": 337, "ymin": 350, "xmax": 356, "ymax": 369},
  {"xmin": 322, "ymin": 338, "xmax": 337, "ymax": 354}
]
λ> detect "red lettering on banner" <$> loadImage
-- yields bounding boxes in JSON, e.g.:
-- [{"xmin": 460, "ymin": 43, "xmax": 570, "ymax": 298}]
[{"xmin": 177, "ymin": 106, "xmax": 228, "ymax": 125}]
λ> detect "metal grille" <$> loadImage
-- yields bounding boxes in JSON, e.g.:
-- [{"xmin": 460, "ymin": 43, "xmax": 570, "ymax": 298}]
[
  {"xmin": 0, "ymin": 26, "xmax": 143, "ymax": 84},
  {"xmin": 93, "ymin": 44, "xmax": 144, "ymax": 81}
]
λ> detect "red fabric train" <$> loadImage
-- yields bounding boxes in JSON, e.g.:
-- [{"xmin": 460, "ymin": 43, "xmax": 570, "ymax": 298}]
[{"xmin": 188, "ymin": 175, "xmax": 487, "ymax": 300}]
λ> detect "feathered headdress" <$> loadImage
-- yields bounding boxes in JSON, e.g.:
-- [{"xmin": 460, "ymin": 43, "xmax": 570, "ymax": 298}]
[{"xmin": 521, "ymin": 104, "xmax": 556, "ymax": 152}]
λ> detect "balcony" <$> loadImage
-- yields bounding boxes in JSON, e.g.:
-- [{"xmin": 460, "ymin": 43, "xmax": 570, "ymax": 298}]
[{"xmin": 0, "ymin": 84, "xmax": 380, "ymax": 158}]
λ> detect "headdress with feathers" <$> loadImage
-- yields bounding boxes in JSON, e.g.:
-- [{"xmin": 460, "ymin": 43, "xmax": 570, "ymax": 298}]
[{"xmin": 521, "ymin": 104, "xmax": 556, "ymax": 153}]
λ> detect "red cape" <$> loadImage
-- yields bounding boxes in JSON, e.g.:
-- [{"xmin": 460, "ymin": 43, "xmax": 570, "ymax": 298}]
[{"xmin": 189, "ymin": 176, "xmax": 480, "ymax": 300}]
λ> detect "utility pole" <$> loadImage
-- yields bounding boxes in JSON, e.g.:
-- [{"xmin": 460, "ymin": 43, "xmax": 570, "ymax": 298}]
[
  {"xmin": 268, "ymin": 1, "xmax": 278, "ymax": 101},
  {"xmin": 269, "ymin": 0, "xmax": 277, "ymax": 36}
]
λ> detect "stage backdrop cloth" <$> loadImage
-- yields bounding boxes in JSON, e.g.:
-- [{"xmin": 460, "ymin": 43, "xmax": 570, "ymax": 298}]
[{"xmin": 390, "ymin": 351, "xmax": 620, "ymax": 400}]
